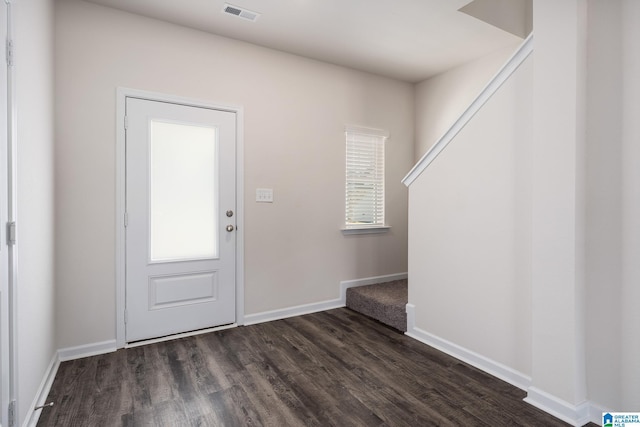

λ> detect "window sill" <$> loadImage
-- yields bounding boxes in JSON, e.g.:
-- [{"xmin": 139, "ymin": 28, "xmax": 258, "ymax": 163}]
[{"xmin": 341, "ymin": 226, "xmax": 390, "ymax": 235}]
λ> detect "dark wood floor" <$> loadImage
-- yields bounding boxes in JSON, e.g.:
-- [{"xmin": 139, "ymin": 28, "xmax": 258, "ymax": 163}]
[{"xmin": 38, "ymin": 308, "xmax": 575, "ymax": 426}]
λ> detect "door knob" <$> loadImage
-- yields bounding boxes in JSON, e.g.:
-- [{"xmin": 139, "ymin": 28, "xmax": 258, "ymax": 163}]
[{"xmin": 226, "ymin": 225, "xmax": 234, "ymax": 232}]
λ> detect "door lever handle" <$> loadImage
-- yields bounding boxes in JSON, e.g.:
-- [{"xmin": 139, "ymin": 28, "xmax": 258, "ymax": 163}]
[{"xmin": 226, "ymin": 225, "xmax": 235, "ymax": 232}]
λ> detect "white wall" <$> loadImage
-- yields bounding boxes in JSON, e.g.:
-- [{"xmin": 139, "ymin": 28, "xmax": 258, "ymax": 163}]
[
  {"xmin": 585, "ymin": 0, "xmax": 640, "ymax": 413},
  {"xmin": 414, "ymin": 44, "xmax": 517, "ymax": 160},
  {"xmin": 530, "ymin": 1, "xmax": 640, "ymax": 416},
  {"xmin": 544, "ymin": 0, "xmax": 640, "ymax": 414},
  {"xmin": 620, "ymin": 0, "xmax": 640, "ymax": 411},
  {"xmin": 14, "ymin": 0, "xmax": 57, "ymax": 424},
  {"xmin": 408, "ymin": 56, "xmax": 533, "ymax": 376},
  {"xmin": 54, "ymin": 0, "xmax": 414, "ymax": 348},
  {"xmin": 530, "ymin": 0, "xmax": 588, "ymax": 410},
  {"xmin": 409, "ymin": 0, "xmax": 640, "ymax": 419},
  {"xmin": 585, "ymin": 0, "xmax": 623, "ymax": 411}
]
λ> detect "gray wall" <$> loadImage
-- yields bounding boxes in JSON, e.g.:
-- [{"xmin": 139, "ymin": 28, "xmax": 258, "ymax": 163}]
[{"xmin": 54, "ymin": 0, "xmax": 414, "ymax": 348}]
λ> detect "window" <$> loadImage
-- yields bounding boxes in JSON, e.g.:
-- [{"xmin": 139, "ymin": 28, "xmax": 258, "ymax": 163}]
[{"xmin": 344, "ymin": 126, "xmax": 388, "ymax": 232}]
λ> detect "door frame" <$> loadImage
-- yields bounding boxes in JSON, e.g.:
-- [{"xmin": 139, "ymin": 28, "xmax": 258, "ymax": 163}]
[
  {"xmin": 2, "ymin": 1, "xmax": 17, "ymax": 425},
  {"xmin": 115, "ymin": 88, "xmax": 245, "ymax": 348}
]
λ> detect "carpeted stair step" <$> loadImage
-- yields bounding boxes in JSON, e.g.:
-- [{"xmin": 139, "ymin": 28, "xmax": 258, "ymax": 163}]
[{"xmin": 346, "ymin": 279, "xmax": 408, "ymax": 332}]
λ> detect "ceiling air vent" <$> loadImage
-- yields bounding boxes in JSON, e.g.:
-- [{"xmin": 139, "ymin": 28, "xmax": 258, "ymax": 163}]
[{"xmin": 223, "ymin": 4, "xmax": 260, "ymax": 22}]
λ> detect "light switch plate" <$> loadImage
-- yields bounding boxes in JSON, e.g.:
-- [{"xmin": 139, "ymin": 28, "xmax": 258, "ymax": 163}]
[{"xmin": 256, "ymin": 188, "xmax": 273, "ymax": 203}]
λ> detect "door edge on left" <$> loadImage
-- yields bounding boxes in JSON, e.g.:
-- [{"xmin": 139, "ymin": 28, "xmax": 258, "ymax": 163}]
[{"xmin": 2, "ymin": 1, "xmax": 18, "ymax": 425}]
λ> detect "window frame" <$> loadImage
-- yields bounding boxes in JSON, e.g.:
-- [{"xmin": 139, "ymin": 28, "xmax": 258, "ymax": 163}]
[{"xmin": 342, "ymin": 125, "xmax": 390, "ymax": 235}]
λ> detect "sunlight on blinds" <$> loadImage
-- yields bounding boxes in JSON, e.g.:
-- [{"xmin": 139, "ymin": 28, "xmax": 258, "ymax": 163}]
[{"xmin": 345, "ymin": 128, "xmax": 386, "ymax": 227}]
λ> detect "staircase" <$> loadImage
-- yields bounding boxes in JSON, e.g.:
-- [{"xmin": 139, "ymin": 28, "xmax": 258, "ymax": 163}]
[{"xmin": 345, "ymin": 279, "xmax": 408, "ymax": 332}]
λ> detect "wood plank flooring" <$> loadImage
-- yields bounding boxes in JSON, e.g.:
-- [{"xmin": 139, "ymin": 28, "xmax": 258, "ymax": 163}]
[{"xmin": 38, "ymin": 308, "xmax": 575, "ymax": 426}]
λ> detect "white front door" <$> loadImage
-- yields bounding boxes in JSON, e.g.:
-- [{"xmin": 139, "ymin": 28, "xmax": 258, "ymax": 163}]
[{"xmin": 125, "ymin": 97, "xmax": 237, "ymax": 342}]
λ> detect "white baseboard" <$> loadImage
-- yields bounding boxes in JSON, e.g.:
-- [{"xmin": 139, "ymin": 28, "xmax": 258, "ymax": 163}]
[
  {"xmin": 243, "ymin": 298, "xmax": 344, "ymax": 326},
  {"xmin": 24, "ymin": 340, "xmax": 120, "ymax": 426},
  {"xmin": 588, "ymin": 402, "xmax": 610, "ymax": 426},
  {"xmin": 405, "ymin": 303, "xmax": 531, "ymax": 391},
  {"xmin": 406, "ymin": 304, "xmax": 608, "ymax": 427},
  {"xmin": 23, "ymin": 353, "xmax": 59, "ymax": 427},
  {"xmin": 58, "ymin": 340, "xmax": 117, "ymax": 362},
  {"xmin": 340, "ymin": 272, "xmax": 408, "ymax": 305},
  {"xmin": 524, "ymin": 387, "xmax": 590, "ymax": 426},
  {"xmin": 244, "ymin": 272, "xmax": 408, "ymax": 326}
]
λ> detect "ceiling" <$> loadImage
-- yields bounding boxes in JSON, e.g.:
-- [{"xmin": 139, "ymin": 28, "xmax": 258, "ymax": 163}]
[{"xmin": 83, "ymin": 0, "xmax": 522, "ymax": 83}]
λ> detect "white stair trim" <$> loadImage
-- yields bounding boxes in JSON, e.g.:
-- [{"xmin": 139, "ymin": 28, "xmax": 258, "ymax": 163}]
[
  {"xmin": 340, "ymin": 272, "xmax": 408, "ymax": 305},
  {"xmin": 402, "ymin": 33, "xmax": 533, "ymax": 187}
]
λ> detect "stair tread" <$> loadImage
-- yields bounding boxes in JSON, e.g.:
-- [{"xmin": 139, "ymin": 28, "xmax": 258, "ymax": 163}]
[
  {"xmin": 346, "ymin": 280, "xmax": 407, "ymax": 306},
  {"xmin": 346, "ymin": 279, "xmax": 407, "ymax": 331}
]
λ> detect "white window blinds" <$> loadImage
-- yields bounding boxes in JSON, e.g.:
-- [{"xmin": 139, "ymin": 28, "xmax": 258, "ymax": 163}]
[{"xmin": 345, "ymin": 127, "xmax": 386, "ymax": 227}]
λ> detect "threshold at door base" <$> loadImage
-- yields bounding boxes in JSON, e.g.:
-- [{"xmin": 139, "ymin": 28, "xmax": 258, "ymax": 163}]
[{"xmin": 125, "ymin": 322, "xmax": 237, "ymax": 349}]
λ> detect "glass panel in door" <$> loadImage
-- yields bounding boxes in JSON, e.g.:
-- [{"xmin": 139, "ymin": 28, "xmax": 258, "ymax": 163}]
[{"xmin": 149, "ymin": 120, "xmax": 218, "ymax": 262}]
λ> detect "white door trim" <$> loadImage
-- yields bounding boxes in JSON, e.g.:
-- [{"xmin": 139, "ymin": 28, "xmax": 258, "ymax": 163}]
[
  {"xmin": 2, "ymin": 2, "xmax": 18, "ymax": 425},
  {"xmin": 1, "ymin": 3, "xmax": 9, "ymax": 425},
  {"xmin": 115, "ymin": 88, "xmax": 245, "ymax": 348}
]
